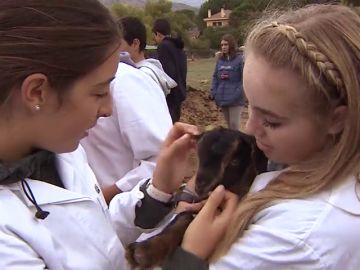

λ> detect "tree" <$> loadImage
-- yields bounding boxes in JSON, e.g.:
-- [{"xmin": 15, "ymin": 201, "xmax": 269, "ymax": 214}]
[
  {"xmin": 145, "ymin": 0, "xmax": 172, "ymax": 19},
  {"xmin": 171, "ymin": 10, "xmax": 197, "ymax": 46},
  {"xmin": 202, "ymin": 26, "xmax": 241, "ymax": 49},
  {"xmin": 175, "ymin": 9, "xmax": 197, "ymax": 23},
  {"xmin": 111, "ymin": 0, "xmax": 196, "ymax": 48},
  {"xmin": 111, "ymin": 3, "xmax": 144, "ymax": 19},
  {"xmin": 341, "ymin": 0, "xmax": 360, "ymax": 5}
]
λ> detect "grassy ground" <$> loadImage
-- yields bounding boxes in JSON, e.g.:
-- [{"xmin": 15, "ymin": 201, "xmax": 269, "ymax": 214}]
[{"xmin": 187, "ymin": 57, "xmax": 216, "ymax": 92}]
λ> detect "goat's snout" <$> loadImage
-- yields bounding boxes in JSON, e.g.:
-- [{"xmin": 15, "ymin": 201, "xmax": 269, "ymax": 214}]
[{"xmin": 195, "ymin": 170, "xmax": 219, "ymax": 197}]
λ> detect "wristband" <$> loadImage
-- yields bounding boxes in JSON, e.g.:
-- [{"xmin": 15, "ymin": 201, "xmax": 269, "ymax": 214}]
[
  {"xmin": 146, "ymin": 182, "xmax": 173, "ymax": 203},
  {"xmin": 173, "ymin": 187, "xmax": 200, "ymax": 206}
]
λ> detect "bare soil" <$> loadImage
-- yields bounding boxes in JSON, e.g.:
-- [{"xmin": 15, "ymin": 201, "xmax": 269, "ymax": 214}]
[{"xmin": 180, "ymin": 86, "xmax": 226, "ymax": 129}]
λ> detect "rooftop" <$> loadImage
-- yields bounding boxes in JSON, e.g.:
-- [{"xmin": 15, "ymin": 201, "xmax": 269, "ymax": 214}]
[{"xmin": 204, "ymin": 9, "xmax": 232, "ymax": 21}]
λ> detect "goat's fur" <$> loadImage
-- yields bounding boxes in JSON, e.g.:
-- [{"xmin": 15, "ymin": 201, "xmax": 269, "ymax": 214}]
[{"xmin": 125, "ymin": 127, "xmax": 268, "ymax": 269}]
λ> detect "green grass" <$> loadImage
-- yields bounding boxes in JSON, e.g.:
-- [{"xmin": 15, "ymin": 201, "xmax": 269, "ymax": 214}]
[{"xmin": 187, "ymin": 57, "xmax": 216, "ymax": 92}]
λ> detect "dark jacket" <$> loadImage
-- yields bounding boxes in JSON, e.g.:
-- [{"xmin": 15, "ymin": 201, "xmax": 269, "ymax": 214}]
[
  {"xmin": 157, "ymin": 36, "xmax": 187, "ymax": 102},
  {"xmin": 163, "ymin": 247, "xmax": 208, "ymax": 270},
  {"xmin": 211, "ymin": 53, "xmax": 245, "ymax": 107}
]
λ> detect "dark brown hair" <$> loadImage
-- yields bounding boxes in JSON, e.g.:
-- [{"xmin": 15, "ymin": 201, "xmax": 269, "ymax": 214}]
[
  {"xmin": 221, "ymin": 34, "xmax": 237, "ymax": 58},
  {"xmin": 0, "ymin": 0, "xmax": 121, "ymax": 105},
  {"xmin": 119, "ymin": 16, "xmax": 147, "ymax": 52},
  {"xmin": 152, "ymin": 18, "xmax": 171, "ymax": 36}
]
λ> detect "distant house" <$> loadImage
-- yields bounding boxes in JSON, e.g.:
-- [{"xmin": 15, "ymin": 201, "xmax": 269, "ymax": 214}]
[{"xmin": 203, "ymin": 8, "xmax": 232, "ymax": 28}]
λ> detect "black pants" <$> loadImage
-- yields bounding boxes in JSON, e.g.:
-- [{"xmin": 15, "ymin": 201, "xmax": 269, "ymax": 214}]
[{"xmin": 166, "ymin": 92, "xmax": 183, "ymax": 123}]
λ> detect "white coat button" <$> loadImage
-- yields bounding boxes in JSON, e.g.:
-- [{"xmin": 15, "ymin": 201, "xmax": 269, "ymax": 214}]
[
  {"xmin": 135, "ymin": 190, "xmax": 145, "ymax": 199},
  {"xmin": 94, "ymin": 184, "xmax": 101, "ymax": 194}
]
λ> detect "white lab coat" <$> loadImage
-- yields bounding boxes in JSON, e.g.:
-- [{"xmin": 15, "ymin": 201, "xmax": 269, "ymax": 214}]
[
  {"xmin": 0, "ymin": 146, "xmax": 151, "ymax": 270},
  {"xmin": 81, "ymin": 62, "xmax": 172, "ymax": 192},
  {"xmin": 211, "ymin": 171, "xmax": 360, "ymax": 269}
]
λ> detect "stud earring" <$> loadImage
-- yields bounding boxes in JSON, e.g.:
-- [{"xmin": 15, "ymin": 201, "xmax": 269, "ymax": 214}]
[{"xmin": 34, "ymin": 105, "xmax": 41, "ymax": 111}]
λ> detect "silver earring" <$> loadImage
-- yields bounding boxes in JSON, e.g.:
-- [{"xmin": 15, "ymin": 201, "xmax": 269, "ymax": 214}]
[{"xmin": 34, "ymin": 105, "xmax": 40, "ymax": 111}]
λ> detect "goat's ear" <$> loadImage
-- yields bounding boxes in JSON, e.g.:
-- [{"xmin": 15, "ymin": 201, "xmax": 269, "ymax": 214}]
[{"xmin": 251, "ymin": 144, "xmax": 268, "ymax": 174}]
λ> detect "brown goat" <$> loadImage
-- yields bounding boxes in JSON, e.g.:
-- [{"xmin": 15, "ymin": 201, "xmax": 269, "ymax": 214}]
[{"xmin": 125, "ymin": 127, "xmax": 268, "ymax": 269}]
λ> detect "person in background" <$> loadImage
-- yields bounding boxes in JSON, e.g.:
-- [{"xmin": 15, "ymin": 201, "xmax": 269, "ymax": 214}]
[
  {"xmin": 81, "ymin": 38, "xmax": 172, "ymax": 204},
  {"xmin": 163, "ymin": 4, "xmax": 360, "ymax": 269},
  {"xmin": 152, "ymin": 18, "xmax": 187, "ymax": 123},
  {"xmin": 118, "ymin": 16, "xmax": 177, "ymax": 97},
  {"xmin": 211, "ymin": 34, "xmax": 245, "ymax": 130}
]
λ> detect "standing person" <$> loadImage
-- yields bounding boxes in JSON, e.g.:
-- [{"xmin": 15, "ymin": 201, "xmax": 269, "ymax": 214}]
[
  {"xmin": 0, "ymin": 1, "xmax": 203, "ymax": 268},
  {"xmin": 118, "ymin": 16, "xmax": 177, "ymax": 97},
  {"xmin": 211, "ymin": 34, "xmax": 245, "ymax": 130},
  {"xmin": 81, "ymin": 47, "xmax": 173, "ymax": 204},
  {"xmin": 163, "ymin": 4, "xmax": 360, "ymax": 269},
  {"xmin": 152, "ymin": 18, "xmax": 187, "ymax": 123}
]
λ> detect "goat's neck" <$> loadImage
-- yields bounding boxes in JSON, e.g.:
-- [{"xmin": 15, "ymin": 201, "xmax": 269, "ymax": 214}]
[{"xmin": 227, "ymin": 164, "xmax": 257, "ymax": 198}]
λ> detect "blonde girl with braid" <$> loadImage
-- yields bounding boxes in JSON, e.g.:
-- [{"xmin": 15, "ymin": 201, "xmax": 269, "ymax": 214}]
[{"xmin": 161, "ymin": 4, "xmax": 360, "ymax": 270}]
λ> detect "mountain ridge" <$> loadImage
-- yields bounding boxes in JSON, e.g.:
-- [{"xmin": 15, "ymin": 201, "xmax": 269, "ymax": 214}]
[{"xmin": 100, "ymin": 0, "xmax": 201, "ymax": 11}]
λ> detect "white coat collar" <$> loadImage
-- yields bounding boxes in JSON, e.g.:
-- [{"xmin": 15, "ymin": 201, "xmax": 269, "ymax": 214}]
[
  {"xmin": 0, "ymin": 180, "xmax": 89, "ymax": 206},
  {"xmin": 0, "ymin": 145, "xmax": 104, "ymax": 207},
  {"xmin": 328, "ymin": 175, "xmax": 360, "ymax": 215}
]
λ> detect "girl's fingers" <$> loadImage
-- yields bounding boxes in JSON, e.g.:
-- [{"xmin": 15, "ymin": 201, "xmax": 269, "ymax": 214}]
[
  {"xmin": 162, "ymin": 122, "xmax": 200, "ymax": 148},
  {"xmin": 215, "ymin": 191, "xmax": 239, "ymax": 222},
  {"xmin": 158, "ymin": 133, "xmax": 195, "ymax": 163},
  {"xmin": 175, "ymin": 201, "xmax": 205, "ymax": 214},
  {"xmin": 196, "ymin": 185, "xmax": 226, "ymax": 219}
]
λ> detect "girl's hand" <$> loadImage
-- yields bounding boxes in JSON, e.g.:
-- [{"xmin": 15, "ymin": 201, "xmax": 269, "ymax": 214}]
[
  {"xmin": 152, "ymin": 122, "xmax": 200, "ymax": 194},
  {"xmin": 175, "ymin": 200, "xmax": 205, "ymax": 214},
  {"xmin": 181, "ymin": 185, "xmax": 239, "ymax": 259}
]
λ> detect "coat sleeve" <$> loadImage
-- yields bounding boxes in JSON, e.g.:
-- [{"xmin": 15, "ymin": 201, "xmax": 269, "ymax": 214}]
[
  {"xmin": 162, "ymin": 247, "xmax": 208, "ymax": 270},
  {"xmin": 111, "ymin": 65, "xmax": 172, "ymax": 192},
  {"xmin": 108, "ymin": 179, "xmax": 174, "ymax": 246},
  {"xmin": 0, "ymin": 228, "xmax": 47, "ymax": 270}
]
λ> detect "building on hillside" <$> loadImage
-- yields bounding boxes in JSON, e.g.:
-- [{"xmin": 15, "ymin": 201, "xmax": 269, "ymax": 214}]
[{"xmin": 203, "ymin": 8, "xmax": 232, "ymax": 28}]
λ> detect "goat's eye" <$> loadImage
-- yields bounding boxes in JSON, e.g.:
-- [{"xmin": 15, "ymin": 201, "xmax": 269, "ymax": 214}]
[{"xmin": 230, "ymin": 159, "xmax": 240, "ymax": 166}]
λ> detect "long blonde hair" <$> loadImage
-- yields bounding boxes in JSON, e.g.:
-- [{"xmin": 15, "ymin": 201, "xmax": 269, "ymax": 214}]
[{"xmin": 212, "ymin": 4, "xmax": 360, "ymax": 260}]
